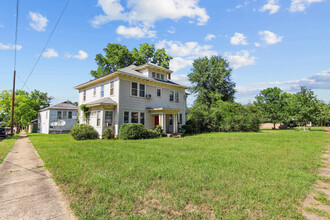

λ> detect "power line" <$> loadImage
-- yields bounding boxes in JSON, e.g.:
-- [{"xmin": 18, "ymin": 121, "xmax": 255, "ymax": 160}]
[
  {"xmin": 13, "ymin": 0, "xmax": 19, "ymax": 70},
  {"xmin": 21, "ymin": 0, "xmax": 70, "ymax": 90}
]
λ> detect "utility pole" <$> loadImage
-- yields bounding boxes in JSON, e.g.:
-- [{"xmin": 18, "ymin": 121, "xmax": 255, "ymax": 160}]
[{"xmin": 10, "ymin": 71, "xmax": 16, "ymax": 136}]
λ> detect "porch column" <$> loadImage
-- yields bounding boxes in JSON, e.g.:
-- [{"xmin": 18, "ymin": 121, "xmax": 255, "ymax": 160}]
[
  {"xmin": 173, "ymin": 114, "xmax": 178, "ymax": 133},
  {"xmin": 161, "ymin": 113, "xmax": 166, "ymax": 133}
]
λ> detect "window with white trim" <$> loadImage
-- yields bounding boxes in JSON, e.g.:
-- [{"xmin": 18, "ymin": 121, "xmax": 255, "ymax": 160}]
[
  {"xmin": 100, "ymin": 85, "xmax": 104, "ymax": 97},
  {"xmin": 131, "ymin": 82, "xmax": 145, "ymax": 98},
  {"xmin": 124, "ymin": 111, "xmax": 145, "ymax": 124},
  {"xmin": 169, "ymin": 91, "xmax": 174, "ymax": 101},
  {"xmin": 161, "ymin": 75, "xmax": 165, "ymax": 80},
  {"xmin": 63, "ymin": 111, "xmax": 67, "ymax": 119},
  {"xmin": 131, "ymin": 82, "xmax": 138, "ymax": 96},
  {"xmin": 152, "ymin": 72, "xmax": 156, "ymax": 78},
  {"xmin": 97, "ymin": 111, "xmax": 101, "ymax": 126},
  {"xmin": 57, "ymin": 111, "xmax": 62, "ymax": 119},
  {"xmin": 157, "ymin": 88, "xmax": 161, "ymax": 97},
  {"xmin": 175, "ymin": 91, "xmax": 179, "ymax": 102},
  {"xmin": 68, "ymin": 111, "xmax": 72, "ymax": 119},
  {"xmin": 157, "ymin": 73, "xmax": 160, "ymax": 79},
  {"xmin": 110, "ymin": 81, "xmax": 114, "ymax": 96}
]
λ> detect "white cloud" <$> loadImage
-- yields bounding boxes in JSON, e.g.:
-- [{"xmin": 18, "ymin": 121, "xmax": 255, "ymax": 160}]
[
  {"xmin": 236, "ymin": 69, "xmax": 330, "ymax": 103},
  {"xmin": 290, "ymin": 0, "xmax": 325, "ymax": 12},
  {"xmin": 29, "ymin": 12, "xmax": 48, "ymax": 31},
  {"xmin": 254, "ymin": 42, "xmax": 261, "ymax": 47},
  {"xmin": 205, "ymin": 33, "xmax": 216, "ymax": 41},
  {"xmin": 92, "ymin": 0, "xmax": 210, "ymax": 30},
  {"xmin": 259, "ymin": 0, "xmax": 280, "ymax": 14},
  {"xmin": 116, "ymin": 25, "xmax": 156, "ymax": 38},
  {"xmin": 230, "ymin": 33, "xmax": 248, "ymax": 46},
  {"xmin": 42, "ymin": 48, "xmax": 58, "ymax": 58},
  {"xmin": 224, "ymin": 50, "xmax": 256, "ymax": 69},
  {"xmin": 170, "ymin": 57, "xmax": 193, "ymax": 72},
  {"xmin": 259, "ymin": 30, "xmax": 283, "ymax": 45},
  {"xmin": 0, "ymin": 43, "xmax": 22, "ymax": 50},
  {"xmin": 156, "ymin": 40, "xmax": 217, "ymax": 72},
  {"xmin": 156, "ymin": 40, "xmax": 217, "ymax": 58},
  {"xmin": 168, "ymin": 26, "xmax": 176, "ymax": 34},
  {"xmin": 73, "ymin": 50, "xmax": 88, "ymax": 60}
]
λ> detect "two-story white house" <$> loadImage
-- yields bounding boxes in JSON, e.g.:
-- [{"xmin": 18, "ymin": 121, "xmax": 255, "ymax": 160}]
[
  {"xmin": 75, "ymin": 63, "xmax": 188, "ymax": 137},
  {"xmin": 39, "ymin": 102, "xmax": 78, "ymax": 134}
]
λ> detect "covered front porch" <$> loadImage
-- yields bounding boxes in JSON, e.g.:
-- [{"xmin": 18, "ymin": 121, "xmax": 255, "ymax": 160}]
[
  {"xmin": 85, "ymin": 97, "xmax": 117, "ymax": 137},
  {"xmin": 147, "ymin": 108, "xmax": 183, "ymax": 134}
]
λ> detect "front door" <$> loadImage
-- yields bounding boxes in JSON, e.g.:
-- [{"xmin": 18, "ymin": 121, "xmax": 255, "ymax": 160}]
[
  {"xmin": 155, "ymin": 115, "xmax": 159, "ymax": 127},
  {"xmin": 166, "ymin": 114, "xmax": 173, "ymax": 133}
]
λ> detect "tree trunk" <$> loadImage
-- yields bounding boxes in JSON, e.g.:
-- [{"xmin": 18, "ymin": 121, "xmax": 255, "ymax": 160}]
[{"xmin": 273, "ymin": 123, "xmax": 276, "ymax": 130}]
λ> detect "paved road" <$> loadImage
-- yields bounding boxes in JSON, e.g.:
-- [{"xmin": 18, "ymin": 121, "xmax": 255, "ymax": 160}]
[{"xmin": 0, "ymin": 132, "xmax": 75, "ymax": 220}]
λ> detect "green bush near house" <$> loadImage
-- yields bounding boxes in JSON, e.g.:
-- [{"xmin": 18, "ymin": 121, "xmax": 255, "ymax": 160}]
[
  {"xmin": 102, "ymin": 128, "xmax": 112, "ymax": 139},
  {"xmin": 119, "ymin": 123, "xmax": 159, "ymax": 140},
  {"xmin": 154, "ymin": 125, "xmax": 163, "ymax": 136},
  {"xmin": 70, "ymin": 124, "xmax": 98, "ymax": 140}
]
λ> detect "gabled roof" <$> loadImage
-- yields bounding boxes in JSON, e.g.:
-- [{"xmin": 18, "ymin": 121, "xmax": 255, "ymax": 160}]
[
  {"xmin": 133, "ymin": 63, "xmax": 173, "ymax": 74},
  {"xmin": 86, "ymin": 97, "xmax": 116, "ymax": 108},
  {"xmin": 74, "ymin": 64, "xmax": 188, "ymax": 90},
  {"xmin": 39, "ymin": 102, "xmax": 78, "ymax": 112}
]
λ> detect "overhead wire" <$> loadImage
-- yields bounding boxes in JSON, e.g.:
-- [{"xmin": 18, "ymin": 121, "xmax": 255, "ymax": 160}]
[{"xmin": 21, "ymin": 0, "xmax": 71, "ymax": 90}]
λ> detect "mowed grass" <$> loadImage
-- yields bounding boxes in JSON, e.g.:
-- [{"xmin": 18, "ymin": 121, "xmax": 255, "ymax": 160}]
[
  {"xmin": 0, "ymin": 135, "xmax": 18, "ymax": 164},
  {"xmin": 28, "ymin": 129, "xmax": 328, "ymax": 219}
]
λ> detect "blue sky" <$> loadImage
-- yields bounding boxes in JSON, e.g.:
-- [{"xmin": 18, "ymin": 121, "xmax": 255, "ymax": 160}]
[{"xmin": 1, "ymin": 0, "xmax": 329, "ymax": 106}]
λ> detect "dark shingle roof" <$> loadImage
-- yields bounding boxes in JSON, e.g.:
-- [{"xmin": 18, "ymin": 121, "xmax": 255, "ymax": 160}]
[{"xmin": 39, "ymin": 102, "xmax": 78, "ymax": 112}]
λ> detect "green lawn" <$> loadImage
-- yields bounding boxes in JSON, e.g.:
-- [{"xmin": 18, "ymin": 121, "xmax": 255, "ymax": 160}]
[
  {"xmin": 0, "ymin": 135, "xmax": 18, "ymax": 164},
  {"xmin": 28, "ymin": 129, "xmax": 328, "ymax": 219}
]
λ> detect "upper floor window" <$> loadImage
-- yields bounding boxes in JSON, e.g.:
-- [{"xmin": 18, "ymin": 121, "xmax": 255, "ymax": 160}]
[
  {"xmin": 83, "ymin": 90, "xmax": 86, "ymax": 101},
  {"xmin": 100, "ymin": 85, "xmax": 104, "ymax": 97},
  {"xmin": 110, "ymin": 81, "xmax": 114, "ymax": 96},
  {"xmin": 93, "ymin": 87, "xmax": 96, "ymax": 96},
  {"xmin": 139, "ymin": 84, "xmax": 145, "ymax": 97},
  {"xmin": 175, "ymin": 92, "xmax": 179, "ymax": 102},
  {"xmin": 161, "ymin": 75, "xmax": 165, "ymax": 80},
  {"xmin": 68, "ymin": 111, "xmax": 72, "ymax": 119},
  {"xmin": 131, "ymin": 82, "xmax": 145, "ymax": 97},
  {"xmin": 157, "ymin": 73, "xmax": 160, "ymax": 79},
  {"xmin": 152, "ymin": 72, "xmax": 156, "ymax": 78},
  {"xmin": 63, "ymin": 111, "xmax": 67, "ymax": 119},
  {"xmin": 157, "ymin": 88, "xmax": 161, "ymax": 97},
  {"xmin": 169, "ymin": 91, "xmax": 174, "ymax": 101}
]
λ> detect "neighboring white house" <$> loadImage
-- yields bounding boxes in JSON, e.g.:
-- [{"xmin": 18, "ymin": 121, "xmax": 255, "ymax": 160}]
[
  {"xmin": 39, "ymin": 102, "xmax": 78, "ymax": 134},
  {"xmin": 75, "ymin": 63, "xmax": 188, "ymax": 137}
]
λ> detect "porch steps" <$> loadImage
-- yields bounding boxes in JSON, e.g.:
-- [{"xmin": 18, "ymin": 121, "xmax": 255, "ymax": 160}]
[{"xmin": 167, "ymin": 133, "xmax": 183, "ymax": 138}]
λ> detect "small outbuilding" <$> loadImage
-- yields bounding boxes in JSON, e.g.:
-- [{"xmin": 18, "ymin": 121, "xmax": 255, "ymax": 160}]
[
  {"xmin": 28, "ymin": 119, "xmax": 38, "ymax": 133},
  {"xmin": 39, "ymin": 102, "xmax": 78, "ymax": 134}
]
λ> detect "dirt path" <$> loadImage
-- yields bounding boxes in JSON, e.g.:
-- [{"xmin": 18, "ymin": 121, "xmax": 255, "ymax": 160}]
[
  {"xmin": 302, "ymin": 127, "xmax": 330, "ymax": 219},
  {"xmin": 0, "ymin": 132, "xmax": 75, "ymax": 220}
]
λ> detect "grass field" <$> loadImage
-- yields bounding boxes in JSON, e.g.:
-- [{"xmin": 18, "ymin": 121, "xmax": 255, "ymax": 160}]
[
  {"xmin": 28, "ymin": 129, "xmax": 328, "ymax": 219},
  {"xmin": 0, "ymin": 135, "xmax": 18, "ymax": 164}
]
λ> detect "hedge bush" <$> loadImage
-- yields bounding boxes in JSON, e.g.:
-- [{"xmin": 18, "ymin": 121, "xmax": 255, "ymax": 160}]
[
  {"xmin": 119, "ymin": 123, "xmax": 159, "ymax": 140},
  {"xmin": 70, "ymin": 124, "xmax": 99, "ymax": 140},
  {"xmin": 102, "ymin": 128, "xmax": 112, "ymax": 139},
  {"xmin": 154, "ymin": 125, "xmax": 163, "ymax": 136}
]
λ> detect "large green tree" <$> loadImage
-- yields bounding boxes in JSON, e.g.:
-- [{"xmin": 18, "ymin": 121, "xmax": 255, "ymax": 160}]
[
  {"xmin": 294, "ymin": 86, "xmax": 320, "ymax": 129},
  {"xmin": 188, "ymin": 55, "xmax": 236, "ymax": 106},
  {"xmin": 0, "ymin": 90, "xmax": 53, "ymax": 128},
  {"xmin": 254, "ymin": 87, "xmax": 290, "ymax": 129},
  {"xmin": 91, "ymin": 43, "xmax": 173, "ymax": 79}
]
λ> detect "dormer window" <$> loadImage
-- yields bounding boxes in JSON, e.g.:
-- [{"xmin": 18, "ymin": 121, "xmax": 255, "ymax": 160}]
[
  {"xmin": 157, "ymin": 73, "xmax": 160, "ymax": 79},
  {"xmin": 152, "ymin": 72, "xmax": 156, "ymax": 78},
  {"xmin": 161, "ymin": 75, "xmax": 164, "ymax": 80}
]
